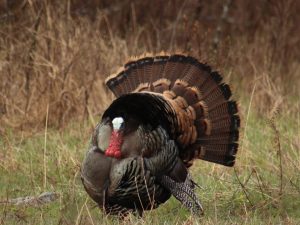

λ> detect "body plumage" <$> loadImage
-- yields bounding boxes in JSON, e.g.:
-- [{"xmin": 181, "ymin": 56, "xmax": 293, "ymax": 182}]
[{"xmin": 81, "ymin": 54, "xmax": 240, "ymax": 216}]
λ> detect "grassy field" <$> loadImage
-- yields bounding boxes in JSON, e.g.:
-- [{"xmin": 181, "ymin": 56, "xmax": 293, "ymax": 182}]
[
  {"xmin": 1, "ymin": 1, "xmax": 300, "ymax": 224},
  {"xmin": 1, "ymin": 99, "xmax": 300, "ymax": 224}
]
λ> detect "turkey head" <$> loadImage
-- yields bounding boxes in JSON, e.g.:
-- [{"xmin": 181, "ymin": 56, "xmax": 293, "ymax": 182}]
[{"xmin": 96, "ymin": 115, "xmax": 146, "ymax": 159}]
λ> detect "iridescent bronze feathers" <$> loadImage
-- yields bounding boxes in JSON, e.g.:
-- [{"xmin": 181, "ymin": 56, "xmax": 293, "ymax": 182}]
[{"xmin": 105, "ymin": 54, "xmax": 240, "ymax": 167}]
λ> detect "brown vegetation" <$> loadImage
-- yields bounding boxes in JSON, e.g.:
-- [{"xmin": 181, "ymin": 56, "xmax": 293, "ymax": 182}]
[
  {"xmin": 0, "ymin": 0, "xmax": 299, "ymax": 131},
  {"xmin": 0, "ymin": 1, "xmax": 300, "ymax": 224}
]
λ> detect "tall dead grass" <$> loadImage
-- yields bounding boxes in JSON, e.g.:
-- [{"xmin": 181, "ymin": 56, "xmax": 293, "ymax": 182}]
[
  {"xmin": 0, "ymin": 2, "xmax": 300, "ymax": 224},
  {"xmin": 0, "ymin": 0, "xmax": 299, "ymax": 131}
]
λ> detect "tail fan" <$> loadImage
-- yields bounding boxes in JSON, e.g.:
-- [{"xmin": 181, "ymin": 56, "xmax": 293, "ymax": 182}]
[{"xmin": 105, "ymin": 54, "xmax": 240, "ymax": 167}]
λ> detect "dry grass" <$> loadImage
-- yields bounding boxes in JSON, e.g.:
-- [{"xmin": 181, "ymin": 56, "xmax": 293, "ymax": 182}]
[
  {"xmin": 0, "ymin": 0, "xmax": 300, "ymax": 224},
  {"xmin": 0, "ymin": 0, "xmax": 299, "ymax": 130}
]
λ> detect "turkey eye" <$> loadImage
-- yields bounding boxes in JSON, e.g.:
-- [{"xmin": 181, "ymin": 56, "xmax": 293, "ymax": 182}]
[{"xmin": 97, "ymin": 123, "xmax": 112, "ymax": 152}]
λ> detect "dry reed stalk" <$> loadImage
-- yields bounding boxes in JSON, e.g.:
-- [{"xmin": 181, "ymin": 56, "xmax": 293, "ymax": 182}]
[
  {"xmin": 43, "ymin": 103, "xmax": 49, "ymax": 189},
  {"xmin": 233, "ymin": 168, "xmax": 254, "ymax": 207},
  {"xmin": 75, "ymin": 197, "xmax": 89, "ymax": 225},
  {"xmin": 268, "ymin": 107, "xmax": 284, "ymax": 197}
]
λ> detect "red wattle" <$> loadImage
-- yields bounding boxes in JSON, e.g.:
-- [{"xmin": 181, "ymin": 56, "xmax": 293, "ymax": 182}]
[
  {"xmin": 113, "ymin": 151, "xmax": 121, "ymax": 159},
  {"xmin": 105, "ymin": 131, "xmax": 123, "ymax": 158},
  {"xmin": 105, "ymin": 150, "xmax": 113, "ymax": 157}
]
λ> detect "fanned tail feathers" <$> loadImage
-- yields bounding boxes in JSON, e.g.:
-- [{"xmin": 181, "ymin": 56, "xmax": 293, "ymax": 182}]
[{"xmin": 105, "ymin": 54, "xmax": 240, "ymax": 167}]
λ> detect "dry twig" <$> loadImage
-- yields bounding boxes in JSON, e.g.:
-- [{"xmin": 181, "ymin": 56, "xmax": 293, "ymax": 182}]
[{"xmin": 0, "ymin": 192, "xmax": 59, "ymax": 207}]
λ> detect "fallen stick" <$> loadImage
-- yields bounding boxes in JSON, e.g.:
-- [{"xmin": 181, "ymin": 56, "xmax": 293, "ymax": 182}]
[{"xmin": 0, "ymin": 192, "xmax": 59, "ymax": 207}]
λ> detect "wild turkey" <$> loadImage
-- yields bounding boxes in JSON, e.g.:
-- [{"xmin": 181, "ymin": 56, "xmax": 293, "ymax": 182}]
[{"xmin": 81, "ymin": 54, "xmax": 240, "ymax": 216}]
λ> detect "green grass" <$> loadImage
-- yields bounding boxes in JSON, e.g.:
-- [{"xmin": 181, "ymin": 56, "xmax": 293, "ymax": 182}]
[{"xmin": 1, "ymin": 100, "xmax": 300, "ymax": 225}]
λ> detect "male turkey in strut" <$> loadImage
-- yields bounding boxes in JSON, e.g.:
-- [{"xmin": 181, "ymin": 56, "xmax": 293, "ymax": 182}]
[{"xmin": 81, "ymin": 54, "xmax": 240, "ymax": 216}]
